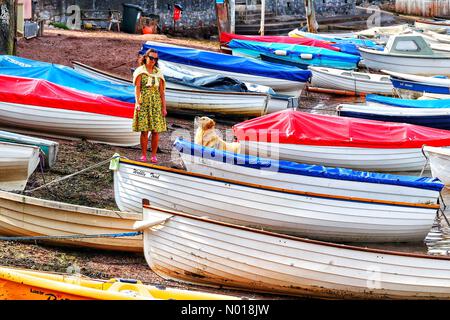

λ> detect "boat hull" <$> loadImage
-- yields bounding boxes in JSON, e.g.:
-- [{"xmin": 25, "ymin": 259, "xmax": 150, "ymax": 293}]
[
  {"xmin": 0, "ymin": 190, "xmax": 142, "ymax": 252},
  {"xmin": 179, "ymin": 152, "xmax": 440, "ymax": 204},
  {"xmin": 114, "ymin": 160, "xmax": 437, "ymax": 242},
  {"xmin": 241, "ymin": 140, "xmax": 428, "ymax": 172},
  {"xmin": 359, "ymin": 47, "xmax": 450, "ymax": 75},
  {"xmin": 0, "ymin": 142, "xmax": 40, "ymax": 191},
  {"xmin": 0, "ymin": 130, "xmax": 58, "ymax": 169},
  {"xmin": 310, "ymin": 67, "xmax": 393, "ymax": 95},
  {"xmin": 424, "ymin": 146, "xmax": 450, "ymax": 185},
  {"xmin": 0, "ymin": 102, "xmax": 139, "ymax": 146},
  {"xmin": 338, "ymin": 104, "xmax": 450, "ymax": 130},
  {"xmin": 140, "ymin": 206, "xmax": 450, "ymax": 299}
]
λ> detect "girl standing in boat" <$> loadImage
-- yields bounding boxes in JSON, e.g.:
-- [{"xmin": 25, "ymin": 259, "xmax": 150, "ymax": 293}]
[{"xmin": 132, "ymin": 49, "xmax": 167, "ymax": 163}]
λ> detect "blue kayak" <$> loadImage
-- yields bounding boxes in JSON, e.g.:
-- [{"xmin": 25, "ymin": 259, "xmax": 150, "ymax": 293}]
[{"xmin": 367, "ymin": 94, "xmax": 450, "ymax": 108}]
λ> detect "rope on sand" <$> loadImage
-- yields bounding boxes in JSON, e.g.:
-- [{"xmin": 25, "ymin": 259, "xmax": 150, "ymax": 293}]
[{"xmin": 23, "ymin": 155, "xmax": 120, "ymax": 194}]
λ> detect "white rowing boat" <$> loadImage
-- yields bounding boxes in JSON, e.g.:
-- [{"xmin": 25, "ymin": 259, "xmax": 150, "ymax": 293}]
[
  {"xmin": 0, "ymin": 130, "xmax": 59, "ymax": 169},
  {"xmin": 174, "ymin": 139, "xmax": 442, "ymax": 204},
  {"xmin": 0, "ymin": 75, "xmax": 139, "ymax": 146},
  {"xmin": 359, "ymin": 35, "xmax": 450, "ymax": 76},
  {"xmin": 0, "ymin": 101, "xmax": 139, "ymax": 146},
  {"xmin": 309, "ymin": 66, "xmax": 393, "ymax": 95},
  {"xmin": 137, "ymin": 203, "xmax": 450, "ymax": 299},
  {"xmin": 72, "ymin": 61, "xmax": 288, "ymax": 116},
  {"xmin": 0, "ymin": 142, "xmax": 40, "ymax": 192},
  {"xmin": 114, "ymin": 158, "xmax": 438, "ymax": 243},
  {"xmin": 0, "ymin": 190, "xmax": 142, "ymax": 252},
  {"xmin": 423, "ymin": 146, "xmax": 450, "ymax": 186}
]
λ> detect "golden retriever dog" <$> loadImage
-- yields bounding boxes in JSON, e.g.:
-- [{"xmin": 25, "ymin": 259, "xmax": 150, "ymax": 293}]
[{"xmin": 194, "ymin": 116, "xmax": 241, "ymax": 154}]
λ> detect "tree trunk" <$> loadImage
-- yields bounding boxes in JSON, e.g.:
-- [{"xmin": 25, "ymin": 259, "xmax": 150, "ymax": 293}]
[
  {"xmin": 304, "ymin": 0, "xmax": 318, "ymax": 33},
  {"xmin": 259, "ymin": 0, "xmax": 265, "ymax": 36},
  {"xmin": 0, "ymin": 0, "xmax": 16, "ymax": 55}
]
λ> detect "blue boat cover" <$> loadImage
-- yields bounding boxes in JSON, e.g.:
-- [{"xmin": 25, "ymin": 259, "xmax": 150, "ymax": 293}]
[
  {"xmin": 295, "ymin": 31, "xmax": 382, "ymax": 49},
  {"xmin": 140, "ymin": 43, "xmax": 312, "ymax": 83},
  {"xmin": 228, "ymin": 39, "xmax": 361, "ymax": 70},
  {"xmin": 173, "ymin": 138, "xmax": 444, "ymax": 191},
  {"xmin": 0, "ymin": 55, "xmax": 135, "ymax": 103},
  {"xmin": 367, "ymin": 94, "xmax": 450, "ymax": 108}
]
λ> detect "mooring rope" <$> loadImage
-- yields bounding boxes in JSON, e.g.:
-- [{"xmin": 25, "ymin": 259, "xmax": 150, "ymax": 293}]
[
  {"xmin": 0, "ymin": 231, "xmax": 142, "ymax": 242},
  {"xmin": 24, "ymin": 155, "xmax": 120, "ymax": 194}
]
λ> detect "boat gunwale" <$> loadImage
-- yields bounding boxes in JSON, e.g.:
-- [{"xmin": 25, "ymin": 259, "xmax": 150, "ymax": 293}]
[{"xmin": 0, "ymin": 190, "xmax": 140, "ymax": 220}]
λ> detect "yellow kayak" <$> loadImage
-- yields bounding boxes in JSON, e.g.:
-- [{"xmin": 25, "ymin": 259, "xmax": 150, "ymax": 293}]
[{"xmin": 0, "ymin": 266, "xmax": 242, "ymax": 300}]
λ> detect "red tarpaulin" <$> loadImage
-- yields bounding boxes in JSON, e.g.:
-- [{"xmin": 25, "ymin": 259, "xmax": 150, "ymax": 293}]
[
  {"xmin": 220, "ymin": 32, "xmax": 340, "ymax": 52},
  {"xmin": 0, "ymin": 74, "xmax": 135, "ymax": 118},
  {"xmin": 233, "ymin": 109, "xmax": 450, "ymax": 149}
]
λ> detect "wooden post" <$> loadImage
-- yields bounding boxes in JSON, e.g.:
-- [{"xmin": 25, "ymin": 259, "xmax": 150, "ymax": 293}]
[
  {"xmin": 0, "ymin": 0, "xmax": 17, "ymax": 55},
  {"xmin": 304, "ymin": 0, "xmax": 318, "ymax": 33},
  {"xmin": 230, "ymin": 0, "xmax": 235, "ymax": 34},
  {"xmin": 259, "ymin": 0, "xmax": 265, "ymax": 36},
  {"xmin": 215, "ymin": 0, "xmax": 231, "ymax": 35}
]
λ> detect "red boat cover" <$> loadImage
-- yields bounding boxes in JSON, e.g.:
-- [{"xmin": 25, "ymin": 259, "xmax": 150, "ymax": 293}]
[
  {"xmin": 233, "ymin": 109, "xmax": 450, "ymax": 149},
  {"xmin": 0, "ymin": 74, "xmax": 134, "ymax": 118},
  {"xmin": 220, "ymin": 32, "xmax": 339, "ymax": 52}
]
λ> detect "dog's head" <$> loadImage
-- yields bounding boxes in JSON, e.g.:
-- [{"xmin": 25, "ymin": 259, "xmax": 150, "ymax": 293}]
[{"xmin": 195, "ymin": 116, "xmax": 216, "ymax": 131}]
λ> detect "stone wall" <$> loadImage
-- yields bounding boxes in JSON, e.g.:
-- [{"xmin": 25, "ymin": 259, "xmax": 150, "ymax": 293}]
[
  {"xmin": 267, "ymin": 0, "xmax": 355, "ymax": 16},
  {"xmin": 0, "ymin": 0, "xmax": 14, "ymax": 54},
  {"xmin": 36, "ymin": 0, "xmax": 355, "ymax": 38}
]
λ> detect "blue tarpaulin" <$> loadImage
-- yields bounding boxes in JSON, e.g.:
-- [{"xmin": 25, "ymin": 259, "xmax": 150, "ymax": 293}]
[
  {"xmin": 0, "ymin": 55, "xmax": 135, "ymax": 103},
  {"xmin": 140, "ymin": 43, "xmax": 312, "ymax": 83},
  {"xmin": 173, "ymin": 138, "xmax": 444, "ymax": 191},
  {"xmin": 227, "ymin": 39, "xmax": 361, "ymax": 70},
  {"xmin": 367, "ymin": 94, "xmax": 450, "ymax": 108}
]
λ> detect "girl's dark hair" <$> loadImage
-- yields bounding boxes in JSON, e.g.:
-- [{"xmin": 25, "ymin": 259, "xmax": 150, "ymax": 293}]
[{"xmin": 143, "ymin": 48, "xmax": 159, "ymax": 68}]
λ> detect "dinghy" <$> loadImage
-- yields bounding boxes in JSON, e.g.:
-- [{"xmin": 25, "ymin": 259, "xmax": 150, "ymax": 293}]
[
  {"xmin": 137, "ymin": 203, "xmax": 450, "ymax": 299},
  {"xmin": 72, "ymin": 60, "xmax": 289, "ymax": 116},
  {"xmin": 415, "ymin": 19, "xmax": 450, "ymax": 32},
  {"xmin": 384, "ymin": 69, "xmax": 450, "ymax": 95},
  {"xmin": 0, "ymin": 74, "xmax": 140, "ymax": 146},
  {"xmin": 174, "ymin": 138, "xmax": 443, "ymax": 204},
  {"xmin": 0, "ymin": 131, "xmax": 59, "ymax": 169},
  {"xmin": 337, "ymin": 103, "xmax": 450, "ymax": 130},
  {"xmin": 0, "ymin": 266, "xmax": 240, "ymax": 300},
  {"xmin": 0, "ymin": 142, "xmax": 40, "ymax": 191},
  {"xmin": 423, "ymin": 146, "xmax": 450, "ymax": 186},
  {"xmin": 309, "ymin": 66, "xmax": 393, "ymax": 95},
  {"xmin": 232, "ymin": 109, "xmax": 450, "ymax": 172},
  {"xmin": 227, "ymin": 39, "xmax": 361, "ymax": 70},
  {"xmin": 113, "ymin": 157, "xmax": 439, "ymax": 243},
  {"xmin": 359, "ymin": 35, "xmax": 450, "ymax": 75},
  {"xmin": 140, "ymin": 41, "xmax": 311, "ymax": 97},
  {"xmin": 0, "ymin": 190, "xmax": 142, "ymax": 252}
]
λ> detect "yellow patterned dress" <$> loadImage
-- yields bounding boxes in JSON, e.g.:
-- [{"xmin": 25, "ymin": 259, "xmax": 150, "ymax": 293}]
[{"xmin": 132, "ymin": 72, "xmax": 167, "ymax": 133}]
